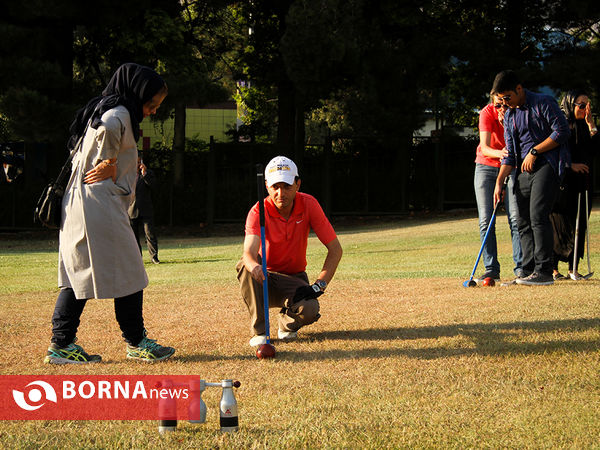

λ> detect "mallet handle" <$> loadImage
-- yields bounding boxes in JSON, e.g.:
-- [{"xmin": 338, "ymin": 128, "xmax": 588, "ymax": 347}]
[{"xmin": 256, "ymin": 164, "xmax": 271, "ymax": 343}]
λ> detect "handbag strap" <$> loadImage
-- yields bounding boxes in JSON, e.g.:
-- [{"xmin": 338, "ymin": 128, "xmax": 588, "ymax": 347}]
[{"xmin": 53, "ymin": 98, "xmax": 108, "ymax": 188}]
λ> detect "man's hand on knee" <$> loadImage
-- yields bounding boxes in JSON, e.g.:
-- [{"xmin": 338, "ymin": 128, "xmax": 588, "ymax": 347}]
[
  {"xmin": 292, "ymin": 284, "xmax": 323, "ymax": 303},
  {"xmin": 250, "ymin": 264, "xmax": 265, "ymax": 282}
]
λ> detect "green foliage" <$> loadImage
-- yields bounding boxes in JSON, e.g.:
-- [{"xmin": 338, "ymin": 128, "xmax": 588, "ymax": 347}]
[
  {"xmin": 423, "ymin": 0, "xmax": 600, "ymax": 126},
  {"xmin": 0, "ymin": 114, "xmax": 9, "ymax": 142},
  {"xmin": 1, "ymin": 0, "xmax": 599, "ymax": 155},
  {"xmin": 282, "ymin": 0, "xmax": 362, "ymax": 105},
  {"xmin": 0, "ymin": 87, "xmax": 72, "ymax": 142},
  {"xmin": 0, "ymin": 4, "xmax": 75, "ymax": 143},
  {"xmin": 232, "ymin": 83, "xmax": 277, "ymax": 142}
]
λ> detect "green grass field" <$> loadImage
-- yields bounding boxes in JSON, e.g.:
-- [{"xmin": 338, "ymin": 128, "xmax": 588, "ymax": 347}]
[{"xmin": 1, "ymin": 210, "xmax": 599, "ymax": 448}]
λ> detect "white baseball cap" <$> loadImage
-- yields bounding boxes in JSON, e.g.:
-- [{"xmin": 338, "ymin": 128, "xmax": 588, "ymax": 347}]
[{"xmin": 264, "ymin": 156, "xmax": 298, "ymax": 187}]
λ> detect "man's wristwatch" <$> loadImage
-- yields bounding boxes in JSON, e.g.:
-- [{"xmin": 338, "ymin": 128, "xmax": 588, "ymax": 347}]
[
  {"xmin": 314, "ymin": 279, "xmax": 327, "ymax": 292},
  {"xmin": 529, "ymin": 148, "xmax": 539, "ymax": 156}
]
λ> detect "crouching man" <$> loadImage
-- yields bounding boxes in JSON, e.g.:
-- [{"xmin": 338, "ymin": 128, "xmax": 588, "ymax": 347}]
[{"xmin": 236, "ymin": 156, "xmax": 343, "ymax": 347}]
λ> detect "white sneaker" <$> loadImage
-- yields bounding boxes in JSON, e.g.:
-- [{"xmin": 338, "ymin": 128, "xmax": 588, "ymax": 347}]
[
  {"xmin": 278, "ymin": 329, "xmax": 298, "ymax": 340},
  {"xmin": 249, "ymin": 335, "xmax": 267, "ymax": 347}
]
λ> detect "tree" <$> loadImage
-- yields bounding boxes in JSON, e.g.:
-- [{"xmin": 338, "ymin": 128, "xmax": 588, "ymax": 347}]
[
  {"xmin": 231, "ymin": 1, "xmax": 300, "ymax": 156},
  {"xmin": 0, "ymin": 1, "xmax": 82, "ymax": 147}
]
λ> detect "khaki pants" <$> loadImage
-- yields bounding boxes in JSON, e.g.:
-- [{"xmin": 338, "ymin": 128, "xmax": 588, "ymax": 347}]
[{"xmin": 236, "ymin": 259, "xmax": 320, "ymax": 336}]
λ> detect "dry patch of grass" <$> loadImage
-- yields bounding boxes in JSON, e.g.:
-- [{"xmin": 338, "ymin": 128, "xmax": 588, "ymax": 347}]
[
  {"xmin": 1, "ymin": 212, "xmax": 599, "ymax": 447},
  {"xmin": 1, "ymin": 277, "xmax": 599, "ymax": 448}
]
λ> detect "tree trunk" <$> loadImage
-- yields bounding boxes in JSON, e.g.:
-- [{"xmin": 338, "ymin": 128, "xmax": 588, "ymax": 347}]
[
  {"xmin": 173, "ymin": 101, "xmax": 186, "ymax": 188},
  {"xmin": 504, "ymin": 0, "xmax": 523, "ymax": 61},
  {"xmin": 276, "ymin": 78, "xmax": 305, "ymax": 165},
  {"xmin": 294, "ymin": 98, "xmax": 305, "ymax": 167},
  {"xmin": 277, "ymin": 78, "xmax": 295, "ymax": 156}
]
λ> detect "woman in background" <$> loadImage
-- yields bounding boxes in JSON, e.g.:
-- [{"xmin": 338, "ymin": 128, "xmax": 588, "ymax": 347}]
[{"xmin": 551, "ymin": 90, "xmax": 598, "ymax": 280}]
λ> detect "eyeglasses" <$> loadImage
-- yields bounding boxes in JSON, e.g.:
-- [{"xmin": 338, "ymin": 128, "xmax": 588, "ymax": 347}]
[
  {"xmin": 498, "ymin": 94, "xmax": 511, "ymax": 101},
  {"xmin": 575, "ymin": 102, "xmax": 587, "ymax": 109},
  {"xmin": 494, "ymin": 103, "xmax": 507, "ymax": 109}
]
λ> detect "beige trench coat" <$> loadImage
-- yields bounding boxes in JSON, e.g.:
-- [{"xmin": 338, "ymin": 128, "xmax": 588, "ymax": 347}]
[{"xmin": 58, "ymin": 106, "xmax": 148, "ymax": 299}]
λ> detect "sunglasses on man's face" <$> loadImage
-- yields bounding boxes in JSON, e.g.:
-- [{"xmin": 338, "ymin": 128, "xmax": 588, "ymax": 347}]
[
  {"xmin": 575, "ymin": 102, "xmax": 587, "ymax": 109},
  {"xmin": 494, "ymin": 103, "xmax": 507, "ymax": 109},
  {"xmin": 498, "ymin": 94, "xmax": 512, "ymax": 102}
]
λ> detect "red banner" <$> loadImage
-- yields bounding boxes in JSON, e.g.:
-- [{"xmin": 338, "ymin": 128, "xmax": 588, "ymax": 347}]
[{"xmin": 0, "ymin": 375, "xmax": 208, "ymax": 420}]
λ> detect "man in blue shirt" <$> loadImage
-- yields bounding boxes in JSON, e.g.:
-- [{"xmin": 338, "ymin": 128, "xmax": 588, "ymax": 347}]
[{"xmin": 492, "ymin": 70, "xmax": 570, "ymax": 286}]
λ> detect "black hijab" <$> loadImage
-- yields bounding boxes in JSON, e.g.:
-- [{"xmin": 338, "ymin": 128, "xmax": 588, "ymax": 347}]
[
  {"xmin": 560, "ymin": 89, "xmax": 583, "ymax": 126},
  {"xmin": 69, "ymin": 63, "xmax": 165, "ymax": 148},
  {"xmin": 560, "ymin": 89, "xmax": 588, "ymax": 146}
]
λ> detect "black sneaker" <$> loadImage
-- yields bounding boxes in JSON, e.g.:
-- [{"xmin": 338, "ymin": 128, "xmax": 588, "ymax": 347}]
[
  {"xmin": 501, "ymin": 272, "xmax": 529, "ymax": 286},
  {"xmin": 152, "ymin": 257, "xmax": 160, "ymax": 264},
  {"xmin": 475, "ymin": 271, "xmax": 500, "ymax": 283},
  {"xmin": 44, "ymin": 341, "xmax": 102, "ymax": 364},
  {"xmin": 127, "ymin": 337, "xmax": 175, "ymax": 362},
  {"xmin": 516, "ymin": 272, "xmax": 554, "ymax": 286}
]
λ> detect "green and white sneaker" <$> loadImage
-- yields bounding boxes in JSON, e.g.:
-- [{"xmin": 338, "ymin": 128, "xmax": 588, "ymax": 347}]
[
  {"xmin": 44, "ymin": 340, "xmax": 102, "ymax": 365},
  {"xmin": 127, "ymin": 337, "xmax": 175, "ymax": 362}
]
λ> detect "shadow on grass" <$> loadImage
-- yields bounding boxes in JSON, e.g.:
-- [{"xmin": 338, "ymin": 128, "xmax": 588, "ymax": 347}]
[
  {"xmin": 168, "ymin": 318, "xmax": 600, "ymax": 363},
  {"xmin": 333, "ymin": 211, "xmax": 479, "ymax": 236},
  {"xmin": 144, "ymin": 257, "xmax": 232, "ymax": 265},
  {"xmin": 292, "ymin": 317, "xmax": 600, "ymax": 361}
]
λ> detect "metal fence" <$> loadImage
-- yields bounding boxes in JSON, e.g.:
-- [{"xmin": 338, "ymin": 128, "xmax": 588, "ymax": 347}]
[{"xmin": 4, "ymin": 134, "xmax": 596, "ymax": 229}]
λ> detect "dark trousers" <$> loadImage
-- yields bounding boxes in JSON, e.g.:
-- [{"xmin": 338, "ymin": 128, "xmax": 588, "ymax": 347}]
[
  {"xmin": 130, "ymin": 216, "xmax": 158, "ymax": 259},
  {"xmin": 515, "ymin": 161, "xmax": 560, "ymax": 276},
  {"xmin": 50, "ymin": 288, "xmax": 145, "ymax": 347}
]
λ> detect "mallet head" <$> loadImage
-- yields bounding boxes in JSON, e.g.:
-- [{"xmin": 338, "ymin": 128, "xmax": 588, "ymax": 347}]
[{"xmin": 463, "ymin": 279, "xmax": 477, "ymax": 287}]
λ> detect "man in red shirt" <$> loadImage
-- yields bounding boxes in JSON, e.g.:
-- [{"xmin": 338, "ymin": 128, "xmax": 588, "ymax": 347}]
[{"xmin": 236, "ymin": 156, "xmax": 343, "ymax": 347}]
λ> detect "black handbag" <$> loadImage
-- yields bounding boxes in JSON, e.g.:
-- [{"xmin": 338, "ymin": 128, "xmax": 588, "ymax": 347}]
[
  {"xmin": 34, "ymin": 184, "xmax": 62, "ymax": 229},
  {"xmin": 34, "ymin": 142, "xmax": 81, "ymax": 229}
]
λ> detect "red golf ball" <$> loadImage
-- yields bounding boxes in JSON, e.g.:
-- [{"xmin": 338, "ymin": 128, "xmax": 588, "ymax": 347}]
[
  {"xmin": 482, "ymin": 277, "xmax": 495, "ymax": 287},
  {"xmin": 256, "ymin": 343, "xmax": 276, "ymax": 359}
]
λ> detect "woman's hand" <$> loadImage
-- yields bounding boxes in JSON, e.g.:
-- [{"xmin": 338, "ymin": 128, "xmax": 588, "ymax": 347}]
[
  {"xmin": 571, "ymin": 163, "xmax": 589, "ymax": 174},
  {"xmin": 83, "ymin": 159, "xmax": 117, "ymax": 184},
  {"xmin": 584, "ymin": 103, "xmax": 597, "ymax": 136},
  {"xmin": 497, "ymin": 107, "xmax": 506, "ymax": 126},
  {"xmin": 585, "ymin": 103, "xmax": 594, "ymax": 126}
]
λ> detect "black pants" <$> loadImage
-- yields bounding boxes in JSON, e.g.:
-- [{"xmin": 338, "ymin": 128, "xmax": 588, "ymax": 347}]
[
  {"xmin": 515, "ymin": 160, "xmax": 560, "ymax": 276},
  {"xmin": 50, "ymin": 288, "xmax": 145, "ymax": 347},
  {"xmin": 130, "ymin": 216, "xmax": 158, "ymax": 259}
]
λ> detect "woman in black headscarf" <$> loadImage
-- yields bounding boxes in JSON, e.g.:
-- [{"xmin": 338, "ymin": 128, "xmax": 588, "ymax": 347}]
[
  {"xmin": 44, "ymin": 63, "xmax": 175, "ymax": 364},
  {"xmin": 550, "ymin": 90, "xmax": 599, "ymax": 280}
]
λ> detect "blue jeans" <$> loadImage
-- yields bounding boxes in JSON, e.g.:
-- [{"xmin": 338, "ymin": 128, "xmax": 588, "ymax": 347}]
[{"xmin": 474, "ymin": 164, "xmax": 523, "ymax": 276}]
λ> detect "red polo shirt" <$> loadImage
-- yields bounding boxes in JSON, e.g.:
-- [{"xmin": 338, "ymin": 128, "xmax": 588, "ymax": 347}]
[
  {"xmin": 475, "ymin": 102, "xmax": 505, "ymax": 168},
  {"xmin": 245, "ymin": 192, "xmax": 337, "ymax": 274}
]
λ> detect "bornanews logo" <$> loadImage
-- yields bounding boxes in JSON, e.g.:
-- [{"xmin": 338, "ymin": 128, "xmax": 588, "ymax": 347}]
[
  {"xmin": 12, "ymin": 380, "xmax": 57, "ymax": 411},
  {"xmin": 1, "ymin": 375, "xmax": 201, "ymax": 420}
]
